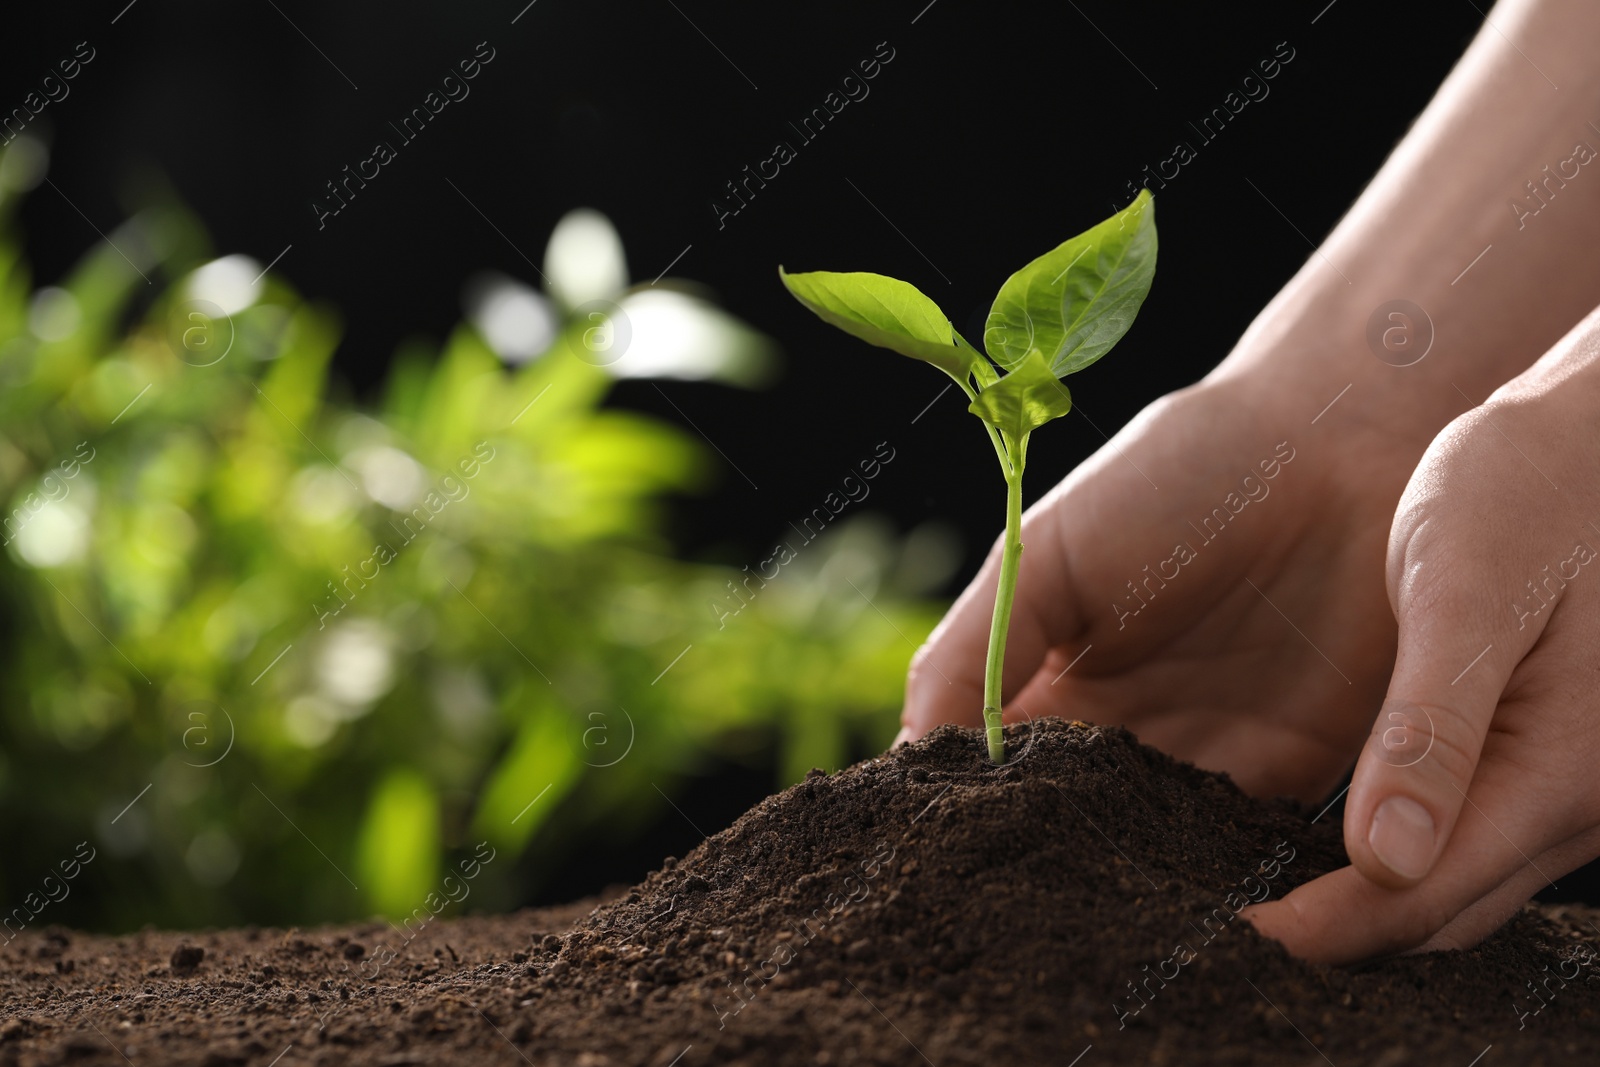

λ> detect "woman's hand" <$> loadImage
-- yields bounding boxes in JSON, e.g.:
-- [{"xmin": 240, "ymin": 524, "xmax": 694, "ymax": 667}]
[
  {"xmin": 897, "ymin": 367, "xmax": 1419, "ymax": 804},
  {"xmin": 1245, "ymin": 305, "xmax": 1600, "ymax": 963},
  {"xmin": 902, "ymin": 0, "xmax": 1600, "ymax": 961}
]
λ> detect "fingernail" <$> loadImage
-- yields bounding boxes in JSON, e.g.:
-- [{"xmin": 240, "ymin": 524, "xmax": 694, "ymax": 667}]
[
  {"xmin": 891, "ymin": 726, "xmax": 913, "ymax": 749},
  {"xmin": 1367, "ymin": 796, "xmax": 1436, "ymax": 880}
]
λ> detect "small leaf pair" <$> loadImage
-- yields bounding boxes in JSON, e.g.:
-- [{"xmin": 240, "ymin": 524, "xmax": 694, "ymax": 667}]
[{"xmin": 778, "ymin": 189, "xmax": 1158, "ymax": 763}]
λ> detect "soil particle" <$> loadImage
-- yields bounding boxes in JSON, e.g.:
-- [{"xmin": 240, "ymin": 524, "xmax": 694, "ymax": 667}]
[
  {"xmin": 168, "ymin": 945, "xmax": 205, "ymax": 976},
  {"xmin": 4, "ymin": 720, "xmax": 1599, "ymax": 1064}
]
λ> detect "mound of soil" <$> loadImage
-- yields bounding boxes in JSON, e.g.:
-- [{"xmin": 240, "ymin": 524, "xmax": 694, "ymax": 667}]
[{"xmin": 5, "ymin": 719, "xmax": 1599, "ymax": 1066}]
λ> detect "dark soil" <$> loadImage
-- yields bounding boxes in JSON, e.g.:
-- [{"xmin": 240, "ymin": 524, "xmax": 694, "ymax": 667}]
[{"xmin": 6, "ymin": 719, "xmax": 1600, "ymax": 1066}]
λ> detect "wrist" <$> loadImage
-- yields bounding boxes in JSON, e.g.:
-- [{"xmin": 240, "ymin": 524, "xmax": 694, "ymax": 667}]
[
  {"xmin": 1202, "ymin": 264, "xmax": 1543, "ymax": 454},
  {"xmin": 1190, "ymin": 288, "xmax": 1474, "ymax": 519}
]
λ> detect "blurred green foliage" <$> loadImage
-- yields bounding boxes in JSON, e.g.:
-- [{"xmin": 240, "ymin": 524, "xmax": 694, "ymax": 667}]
[{"xmin": 0, "ymin": 140, "xmax": 951, "ymax": 931}]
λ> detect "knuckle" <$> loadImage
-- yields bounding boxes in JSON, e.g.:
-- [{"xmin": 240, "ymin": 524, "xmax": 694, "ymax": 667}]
[
  {"xmin": 1413, "ymin": 709, "xmax": 1482, "ymax": 786},
  {"xmin": 1367, "ymin": 701, "xmax": 1475, "ymax": 780},
  {"xmin": 1390, "ymin": 535, "xmax": 1488, "ymax": 617}
]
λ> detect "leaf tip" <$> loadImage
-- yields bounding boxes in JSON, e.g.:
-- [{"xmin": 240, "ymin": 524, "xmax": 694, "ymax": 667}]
[{"xmin": 1123, "ymin": 187, "xmax": 1156, "ymax": 226}]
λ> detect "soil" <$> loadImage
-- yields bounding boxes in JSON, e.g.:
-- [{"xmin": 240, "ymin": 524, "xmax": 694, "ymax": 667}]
[{"xmin": 5, "ymin": 719, "xmax": 1600, "ymax": 1066}]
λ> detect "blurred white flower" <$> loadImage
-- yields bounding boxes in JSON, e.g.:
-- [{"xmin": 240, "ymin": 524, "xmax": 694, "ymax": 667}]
[
  {"xmin": 346, "ymin": 445, "xmax": 425, "ymax": 510},
  {"xmin": 316, "ymin": 619, "xmax": 396, "ymax": 708},
  {"xmin": 463, "ymin": 271, "xmax": 556, "ymax": 363},
  {"xmin": 183, "ymin": 254, "xmax": 263, "ymax": 315},
  {"xmin": 610, "ymin": 289, "xmax": 775, "ymax": 385},
  {"xmin": 544, "ymin": 208, "xmax": 628, "ymax": 310},
  {"xmin": 12, "ymin": 497, "xmax": 91, "ymax": 568}
]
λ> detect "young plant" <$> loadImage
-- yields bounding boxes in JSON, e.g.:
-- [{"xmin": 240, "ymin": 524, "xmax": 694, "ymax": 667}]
[{"xmin": 779, "ymin": 190, "xmax": 1158, "ymax": 764}]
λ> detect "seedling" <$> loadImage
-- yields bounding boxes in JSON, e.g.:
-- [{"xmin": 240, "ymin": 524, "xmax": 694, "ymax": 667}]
[{"xmin": 780, "ymin": 190, "xmax": 1158, "ymax": 763}]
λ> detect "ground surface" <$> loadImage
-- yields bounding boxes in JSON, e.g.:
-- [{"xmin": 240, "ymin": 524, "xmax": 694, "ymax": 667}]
[{"xmin": 5, "ymin": 720, "xmax": 1600, "ymax": 1066}]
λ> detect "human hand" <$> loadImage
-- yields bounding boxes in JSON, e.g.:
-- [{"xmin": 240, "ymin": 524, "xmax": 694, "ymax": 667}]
[
  {"xmin": 897, "ymin": 369, "xmax": 1420, "ymax": 803},
  {"xmin": 1245, "ymin": 306, "xmax": 1600, "ymax": 963}
]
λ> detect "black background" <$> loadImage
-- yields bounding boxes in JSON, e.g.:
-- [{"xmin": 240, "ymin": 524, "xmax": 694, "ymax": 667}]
[
  {"xmin": 18, "ymin": 1, "xmax": 1582, "ymax": 907},
  {"xmin": 5, "ymin": 0, "xmax": 1484, "ymax": 571}
]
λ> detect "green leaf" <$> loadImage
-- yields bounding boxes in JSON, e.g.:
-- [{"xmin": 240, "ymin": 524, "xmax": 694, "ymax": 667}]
[
  {"xmin": 779, "ymin": 267, "xmax": 988, "ymax": 382},
  {"xmin": 967, "ymin": 349, "xmax": 1073, "ymax": 440},
  {"xmin": 955, "ymin": 329, "xmax": 998, "ymax": 387},
  {"xmin": 472, "ymin": 698, "xmax": 582, "ymax": 852},
  {"xmin": 355, "ymin": 769, "xmax": 439, "ymax": 918},
  {"xmin": 985, "ymin": 189, "xmax": 1157, "ymax": 377}
]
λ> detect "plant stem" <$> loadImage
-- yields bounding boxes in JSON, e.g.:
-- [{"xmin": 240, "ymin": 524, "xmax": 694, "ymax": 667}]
[
  {"xmin": 951, "ymin": 373, "xmax": 1012, "ymax": 475},
  {"xmin": 982, "ymin": 456, "xmax": 1025, "ymax": 764},
  {"xmin": 953, "ymin": 365, "xmax": 1029, "ymax": 764}
]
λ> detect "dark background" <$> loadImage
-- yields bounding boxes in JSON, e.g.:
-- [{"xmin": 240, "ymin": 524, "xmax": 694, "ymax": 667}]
[
  {"xmin": 5, "ymin": 0, "xmax": 1484, "ymax": 570},
  {"xmin": 18, "ymin": 0, "xmax": 1581, "ymax": 905}
]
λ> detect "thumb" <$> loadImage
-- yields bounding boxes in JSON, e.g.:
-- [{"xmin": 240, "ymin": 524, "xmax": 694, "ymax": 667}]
[
  {"xmin": 899, "ymin": 488, "xmax": 1080, "ymax": 742},
  {"xmin": 1343, "ymin": 571, "xmax": 1521, "ymax": 889}
]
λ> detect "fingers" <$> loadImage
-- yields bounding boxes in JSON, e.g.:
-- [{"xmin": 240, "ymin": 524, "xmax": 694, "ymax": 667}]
[
  {"xmin": 1244, "ymin": 754, "xmax": 1574, "ymax": 964},
  {"xmin": 1342, "ymin": 522, "xmax": 1526, "ymax": 889},
  {"xmin": 1259, "ymin": 519, "xmax": 1600, "ymax": 962},
  {"xmin": 900, "ymin": 485, "xmax": 1081, "ymax": 740},
  {"xmin": 1410, "ymin": 828, "xmax": 1600, "ymax": 954}
]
